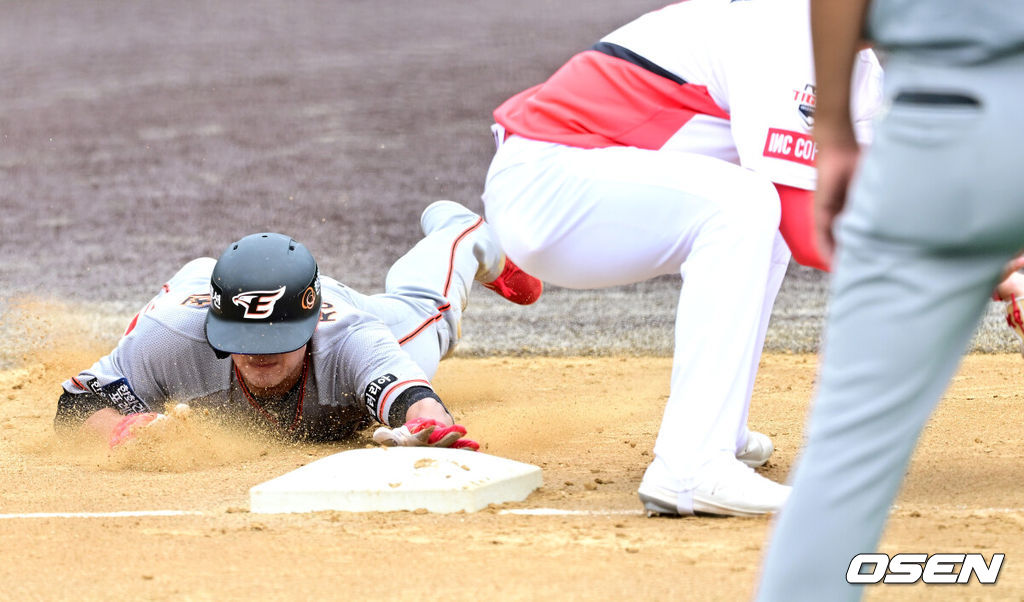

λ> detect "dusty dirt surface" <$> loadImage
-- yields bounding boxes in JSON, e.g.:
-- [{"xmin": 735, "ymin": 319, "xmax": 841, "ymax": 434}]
[{"xmin": 1, "ymin": 304, "xmax": 1022, "ymax": 601}]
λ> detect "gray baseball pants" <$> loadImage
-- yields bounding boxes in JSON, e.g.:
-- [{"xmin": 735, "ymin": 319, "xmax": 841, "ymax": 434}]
[{"xmin": 757, "ymin": 52, "xmax": 1024, "ymax": 601}]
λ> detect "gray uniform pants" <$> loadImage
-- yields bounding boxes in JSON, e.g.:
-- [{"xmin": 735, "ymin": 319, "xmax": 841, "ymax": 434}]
[
  {"xmin": 758, "ymin": 54, "xmax": 1024, "ymax": 601},
  {"xmin": 343, "ymin": 206, "xmax": 497, "ymax": 380}
]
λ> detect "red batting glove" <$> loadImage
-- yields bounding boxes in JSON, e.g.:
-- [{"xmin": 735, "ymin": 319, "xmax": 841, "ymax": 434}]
[
  {"xmin": 108, "ymin": 412, "xmax": 165, "ymax": 448},
  {"xmin": 372, "ymin": 417, "xmax": 480, "ymax": 451}
]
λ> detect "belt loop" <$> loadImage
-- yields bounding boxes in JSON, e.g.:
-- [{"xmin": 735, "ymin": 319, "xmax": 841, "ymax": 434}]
[{"xmin": 491, "ymin": 123, "xmax": 507, "ymax": 151}]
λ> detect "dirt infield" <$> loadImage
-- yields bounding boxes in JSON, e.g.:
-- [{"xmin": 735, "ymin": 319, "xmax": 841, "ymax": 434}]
[
  {"xmin": 3, "ymin": 1, "xmax": 1024, "ymax": 600},
  {"xmin": 1, "ymin": 313, "xmax": 1022, "ymax": 601}
]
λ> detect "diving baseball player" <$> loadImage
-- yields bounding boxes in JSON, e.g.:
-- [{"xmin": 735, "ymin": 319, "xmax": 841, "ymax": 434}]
[
  {"xmin": 481, "ymin": 0, "xmax": 883, "ymax": 516},
  {"xmin": 56, "ymin": 201, "xmax": 542, "ymax": 449}
]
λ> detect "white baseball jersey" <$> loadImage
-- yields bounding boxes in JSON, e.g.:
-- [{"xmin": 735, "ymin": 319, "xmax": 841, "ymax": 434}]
[
  {"xmin": 61, "ymin": 258, "xmax": 436, "ymax": 440},
  {"xmin": 494, "ymin": 0, "xmax": 883, "ymax": 190}
]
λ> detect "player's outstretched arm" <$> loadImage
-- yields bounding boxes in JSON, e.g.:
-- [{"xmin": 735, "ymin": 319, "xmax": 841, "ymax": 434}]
[{"xmin": 56, "ymin": 398, "xmax": 193, "ymax": 448}]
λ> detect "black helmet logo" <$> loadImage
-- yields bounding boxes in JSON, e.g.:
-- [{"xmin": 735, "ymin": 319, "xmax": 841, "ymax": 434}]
[{"xmin": 232, "ymin": 286, "xmax": 287, "ymax": 319}]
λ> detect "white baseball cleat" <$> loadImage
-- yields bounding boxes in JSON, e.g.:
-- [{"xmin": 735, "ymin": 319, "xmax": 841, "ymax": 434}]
[
  {"xmin": 638, "ymin": 459, "xmax": 790, "ymax": 518},
  {"xmin": 736, "ymin": 430, "xmax": 774, "ymax": 468}
]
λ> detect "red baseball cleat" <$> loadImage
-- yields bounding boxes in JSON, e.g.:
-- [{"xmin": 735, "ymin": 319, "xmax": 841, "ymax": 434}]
[{"xmin": 482, "ymin": 256, "xmax": 543, "ymax": 305}]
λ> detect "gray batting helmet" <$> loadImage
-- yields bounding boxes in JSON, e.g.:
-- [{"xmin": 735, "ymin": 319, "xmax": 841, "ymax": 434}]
[{"xmin": 205, "ymin": 233, "xmax": 322, "ymax": 357}]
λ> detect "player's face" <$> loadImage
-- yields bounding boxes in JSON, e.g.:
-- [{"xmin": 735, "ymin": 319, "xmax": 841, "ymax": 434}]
[{"xmin": 232, "ymin": 345, "xmax": 307, "ymax": 397}]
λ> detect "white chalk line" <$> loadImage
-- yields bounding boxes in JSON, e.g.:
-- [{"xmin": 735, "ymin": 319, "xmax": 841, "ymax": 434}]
[
  {"xmin": 0, "ymin": 510, "xmax": 204, "ymax": 520},
  {"xmin": 499, "ymin": 508, "xmax": 645, "ymax": 516},
  {"xmin": 3, "ymin": 507, "xmax": 1021, "ymax": 519},
  {"xmin": 0, "ymin": 508, "xmax": 642, "ymax": 519}
]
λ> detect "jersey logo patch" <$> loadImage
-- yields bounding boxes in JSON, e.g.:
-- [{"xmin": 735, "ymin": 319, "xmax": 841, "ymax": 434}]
[
  {"xmin": 87, "ymin": 378, "xmax": 152, "ymax": 415},
  {"xmin": 763, "ymin": 128, "xmax": 817, "ymax": 167},
  {"xmin": 181, "ymin": 293, "xmax": 212, "ymax": 309},
  {"xmin": 793, "ymin": 84, "xmax": 816, "ymax": 128},
  {"xmin": 232, "ymin": 286, "xmax": 286, "ymax": 319},
  {"xmin": 363, "ymin": 373, "xmax": 398, "ymax": 421}
]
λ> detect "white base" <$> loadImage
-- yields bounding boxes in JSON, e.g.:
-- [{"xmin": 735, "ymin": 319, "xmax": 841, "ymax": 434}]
[{"xmin": 249, "ymin": 447, "xmax": 543, "ymax": 514}]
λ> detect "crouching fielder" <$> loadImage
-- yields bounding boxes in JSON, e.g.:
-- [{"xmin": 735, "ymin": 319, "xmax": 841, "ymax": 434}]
[
  {"xmin": 56, "ymin": 201, "xmax": 542, "ymax": 449},
  {"xmin": 481, "ymin": 0, "xmax": 882, "ymax": 516}
]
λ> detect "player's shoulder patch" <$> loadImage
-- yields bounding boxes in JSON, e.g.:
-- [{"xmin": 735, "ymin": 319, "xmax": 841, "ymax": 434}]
[
  {"xmin": 181, "ymin": 293, "xmax": 212, "ymax": 309},
  {"xmin": 86, "ymin": 377, "xmax": 153, "ymax": 414}
]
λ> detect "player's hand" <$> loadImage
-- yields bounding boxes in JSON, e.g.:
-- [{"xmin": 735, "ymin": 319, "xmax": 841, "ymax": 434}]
[
  {"xmin": 372, "ymin": 418, "xmax": 479, "ymax": 451},
  {"xmin": 812, "ymin": 128, "xmax": 861, "ymax": 265},
  {"xmin": 108, "ymin": 403, "xmax": 191, "ymax": 448},
  {"xmin": 1006, "ymin": 296, "xmax": 1024, "ymax": 358},
  {"xmin": 993, "ymin": 255, "xmax": 1024, "ymax": 301}
]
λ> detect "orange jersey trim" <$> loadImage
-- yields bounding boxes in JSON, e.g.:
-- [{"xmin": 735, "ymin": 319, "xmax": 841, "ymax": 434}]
[
  {"xmin": 398, "ymin": 303, "xmax": 452, "ymax": 345},
  {"xmin": 443, "ymin": 217, "xmax": 485, "ymax": 297}
]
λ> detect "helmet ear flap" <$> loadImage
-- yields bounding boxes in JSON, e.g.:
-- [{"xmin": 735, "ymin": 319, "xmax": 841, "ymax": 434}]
[{"xmin": 205, "ymin": 322, "xmax": 232, "ymax": 359}]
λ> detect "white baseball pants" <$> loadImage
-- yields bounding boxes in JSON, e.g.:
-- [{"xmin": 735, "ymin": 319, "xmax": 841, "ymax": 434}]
[{"xmin": 482, "ymin": 134, "xmax": 791, "ymax": 501}]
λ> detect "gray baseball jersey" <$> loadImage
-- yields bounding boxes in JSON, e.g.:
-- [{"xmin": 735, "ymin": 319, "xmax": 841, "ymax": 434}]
[
  {"xmin": 59, "ymin": 204, "xmax": 496, "ymax": 441},
  {"xmin": 61, "ymin": 258, "xmax": 434, "ymax": 439}
]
